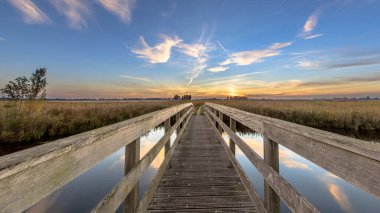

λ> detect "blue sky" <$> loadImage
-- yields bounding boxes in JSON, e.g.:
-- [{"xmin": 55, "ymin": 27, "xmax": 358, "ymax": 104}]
[{"xmin": 1, "ymin": 0, "xmax": 380, "ymax": 98}]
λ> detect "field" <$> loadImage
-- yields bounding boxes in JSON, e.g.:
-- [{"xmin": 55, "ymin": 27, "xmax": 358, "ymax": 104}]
[
  {"xmin": 210, "ymin": 100, "xmax": 380, "ymax": 142},
  {"xmin": 0, "ymin": 100, "xmax": 184, "ymax": 155}
]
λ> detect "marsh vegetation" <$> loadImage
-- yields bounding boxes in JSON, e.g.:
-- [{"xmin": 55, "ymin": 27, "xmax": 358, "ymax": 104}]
[{"xmin": 212, "ymin": 100, "xmax": 380, "ymax": 142}]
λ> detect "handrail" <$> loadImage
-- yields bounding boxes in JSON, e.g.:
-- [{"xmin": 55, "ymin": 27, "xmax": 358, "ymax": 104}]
[
  {"xmin": 0, "ymin": 103, "xmax": 192, "ymax": 213},
  {"xmin": 136, "ymin": 110, "xmax": 193, "ymax": 213},
  {"xmin": 205, "ymin": 103, "xmax": 380, "ymax": 198},
  {"xmin": 205, "ymin": 107, "xmax": 319, "ymax": 213},
  {"xmin": 205, "ymin": 102, "xmax": 380, "ymax": 213},
  {"xmin": 92, "ymin": 106, "xmax": 193, "ymax": 212}
]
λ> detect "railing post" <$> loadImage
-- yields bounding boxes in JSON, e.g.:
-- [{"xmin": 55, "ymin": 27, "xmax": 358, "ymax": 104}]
[
  {"xmin": 218, "ymin": 111, "xmax": 223, "ymax": 133},
  {"xmin": 264, "ymin": 136, "xmax": 280, "ymax": 213},
  {"xmin": 176, "ymin": 112, "xmax": 180, "ymax": 134},
  {"xmin": 124, "ymin": 138, "xmax": 140, "ymax": 213},
  {"xmin": 229, "ymin": 118, "xmax": 236, "ymax": 168}
]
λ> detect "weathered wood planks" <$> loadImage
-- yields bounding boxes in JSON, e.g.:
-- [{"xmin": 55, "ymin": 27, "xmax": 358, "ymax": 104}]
[{"xmin": 146, "ymin": 115, "xmax": 257, "ymax": 212}]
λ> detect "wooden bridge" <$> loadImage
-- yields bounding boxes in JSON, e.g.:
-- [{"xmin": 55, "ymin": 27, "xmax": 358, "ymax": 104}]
[{"xmin": 0, "ymin": 103, "xmax": 379, "ymax": 213}]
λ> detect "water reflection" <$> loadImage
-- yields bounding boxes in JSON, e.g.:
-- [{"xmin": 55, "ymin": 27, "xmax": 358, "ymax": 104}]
[
  {"xmin": 226, "ymin": 129, "xmax": 380, "ymax": 213},
  {"xmin": 25, "ymin": 127, "xmax": 167, "ymax": 213}
]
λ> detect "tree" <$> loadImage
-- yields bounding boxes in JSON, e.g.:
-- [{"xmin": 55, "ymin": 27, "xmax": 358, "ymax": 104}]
[
  {"xmin": 1, "ymin": 68, "xmax": 47, "ymax": 101},
  {"xmin": 29, "ymin": 68, "xmax": 47, "ymax": 99}
]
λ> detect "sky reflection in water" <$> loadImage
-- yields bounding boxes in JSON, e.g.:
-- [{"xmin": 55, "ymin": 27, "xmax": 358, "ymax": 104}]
[{"xmin": 222, "ymin": 132, "xmax": 380, "ymax": 213}]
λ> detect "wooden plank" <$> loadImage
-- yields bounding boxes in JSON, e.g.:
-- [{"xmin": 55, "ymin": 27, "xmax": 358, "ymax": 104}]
[
  {"xmin": 91, "ymin": 107, "xmax": 193, "ymax": 213},
  {"xmin": 136, "ymin": 112, "xmax": 193, "ymax": 213},
  {"xmin": 0, "ymin": 103, "xmax": 191, "ymax": 213},
  {"xmin": 146, "ymin": 114, "xmax": 256, "ymax": 212},
  {"xmin": 206, "ymin": 108, "xmax": 319, "ymax": 213},
  {"xmin": 124, "ymin": 138, "xmax": 140, "ymax": 213},
  {"xmin": 204, "ymin": 111, "xmax": 267, "ymax": 213},
  {"xmin": 264, "ymin": 122, "xmax": 380, "ymax": 198}
]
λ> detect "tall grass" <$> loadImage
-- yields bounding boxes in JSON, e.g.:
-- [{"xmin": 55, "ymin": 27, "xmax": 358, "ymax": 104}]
[
  {"xmin": 212, "ymin": 100, "xmax": 380, "ymax": 140},
  {"xmin": 0, "ymin": 101, "xmax": 182, "ymax": 145}
]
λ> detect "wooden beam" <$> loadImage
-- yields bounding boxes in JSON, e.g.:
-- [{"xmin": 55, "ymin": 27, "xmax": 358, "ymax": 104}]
[
  {"xmin": 124, "ymin": 138, "xmax": 140, "ymax": 213},
  {"xmin": 0, "ymin": 103, "xmax": 192, "ymax": 213},
  {"xmin": 264, "ymin": 137, "xmax": 280, "ymax": 213},
  {"xmin": 229, "ymin": 118, "xmax": 236, "ymax": 168}
]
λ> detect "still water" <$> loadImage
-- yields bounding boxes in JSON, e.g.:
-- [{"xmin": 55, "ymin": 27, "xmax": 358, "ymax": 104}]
[
  {"xmin": 25, "ymin": 126, "xmax": 379, "ymax": 213},
  {"xmin": 222, "ymin": 130, "xmax": 380, "ymax": 213}
]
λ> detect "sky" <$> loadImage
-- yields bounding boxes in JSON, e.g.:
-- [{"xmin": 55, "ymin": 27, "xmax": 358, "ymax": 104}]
[{"xmin": 1, "ymin": 0, "xmax": 380, "ymax": 99}]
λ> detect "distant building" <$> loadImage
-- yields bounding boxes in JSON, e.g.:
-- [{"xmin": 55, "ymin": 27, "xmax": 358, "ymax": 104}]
[
  {"xmin": 227, "ymin": 96, "xmax": 247, "ymax": 100},
  {"xmin": 181, "ymin": 95, "xmax": 192, "ymax": 100}
]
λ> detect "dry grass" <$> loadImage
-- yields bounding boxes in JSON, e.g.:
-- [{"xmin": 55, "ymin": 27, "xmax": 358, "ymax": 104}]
[
  {"xmin": 0, "ymin": 100, "xmax": 183, "ymax": 144},
  {"xmin": 211, "ymin": 100, "xmax": 380, "ymax": 135}
]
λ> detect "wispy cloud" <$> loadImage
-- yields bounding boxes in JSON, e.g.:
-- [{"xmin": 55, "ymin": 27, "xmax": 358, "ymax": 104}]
[
  {"xmin": 300, "ymin": 9, "xmax": 323, "ymax": 39},
  {"xmin": 119, "ymin": 75, "xmax": 151, "ymax": 82},
  {"xmin": 304, "ymin": 34, "xmax": 324, "ymax": 40},
  {"xmin": 176, "ymin": 42, "xmax": 208, "ymax": 58},
  {"xmin": 9, "ymin": 0, "xmax": 50, "ymax": 24},
  {"xmin": 220, "ymin": 42, "xmax": 293, "ymax": 66},
  {"xmin": 297, "ymin": 59, "xmax": 380, "ymax": 70},
  {"xmin": 208, "ymin": 66, "xmax": 229, "ymax": 72},
  {"xmin": 131, "ymin": 35, "xmax": 182, "ymax": 63},
  {"xmin": 0, "ymin": 37, "xmax": 5, "ymax": 41},
  {"xmin": 98, "ymin": 0, "xmax": 135, "ymax": 23},
  {"xmin": 51, "ymin": 0, "xmax": 90, "ymax": 30}
]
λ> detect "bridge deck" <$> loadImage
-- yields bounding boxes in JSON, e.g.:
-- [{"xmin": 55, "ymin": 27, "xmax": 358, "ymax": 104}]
[{"xmin": 147, "ymin": 114, "xmax": 256, "ymax": 212}]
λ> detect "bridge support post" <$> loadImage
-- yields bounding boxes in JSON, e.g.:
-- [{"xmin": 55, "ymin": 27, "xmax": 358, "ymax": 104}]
[
  {"xmin": 264, "ymin": 136, "xmax": 280, "ymax": 213},
  {"xmin": 229, "ymin": 118, "xmax": 236, "ymax": 168},
  {"xmin": 124, "ymin": 138, "xmax": 140, "ymax": 213},
  {"xmin": 164, "ymin": 119, "xmax": 171, "ymax": 168},
  {"xmin": 218, "ymin": 112, "xmax": 223, "ymax": 133},
  {"xmin": 176, "ymin": 112, "xmax": 180, "ymax": 135}
]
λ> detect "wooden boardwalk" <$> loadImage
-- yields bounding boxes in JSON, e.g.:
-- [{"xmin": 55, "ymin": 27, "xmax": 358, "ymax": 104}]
[{"xmin": 147, "ymin": 114, "xmax": 256, "ymax": 212}]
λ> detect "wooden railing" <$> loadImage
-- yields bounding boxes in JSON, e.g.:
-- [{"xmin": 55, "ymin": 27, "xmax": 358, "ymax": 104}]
[
  {"xmin": 205, "ymin": 102, "xmax": 380, "ymax": 213},
  {"xmin": 0, "ymin": 103, "xmax": 193, "ymax": 213}
]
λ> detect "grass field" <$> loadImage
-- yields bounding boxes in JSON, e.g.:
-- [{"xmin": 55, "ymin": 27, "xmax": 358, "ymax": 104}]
[
  {"xmin": 210, "ymin": 100, "xmax": 380, "ymax": 142},
  {"xmin": 0, "ymin": 101, "xmax": 183, "ymax": 150}
]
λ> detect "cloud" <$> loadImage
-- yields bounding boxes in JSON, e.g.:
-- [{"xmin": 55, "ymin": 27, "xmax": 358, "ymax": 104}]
[
  {"xmin": 51, "ymin": 0, "xmax": 90, "ymax": 30},
  {"xmin": 220, "ymin": 42, "xmax": 293, "ymax": 66},
  {"xmin": 98, "ymin": 0, "xmax": 135, "ymax": 23},
  {"xmin": 296, "ymin": 60, "xmax": 321, "ymax": 69},
  {"xmin": 119, "ymin": 75, "xmax": 151, "ymax": 82},
  {"xmin": 8, "ymin": 0, "xmax": 50, "ymax": 24},
  {"xmin": 300, "ymin": 9, "xmax": 323, "ymax": 39},
  {"xmin": 297, "ymin": 59, "xmax": 380, "ymax": 70},
  {"xmin": 131, "ymin": 35, "xmax": 182, "ymax": 63},
  {"xmin": 176, "ymin": 42, "xmax": 208, "ymax": 58},
  {"xmin": 304, "ymin": 34, "xmax": 324, "ymax": 39},
  {"xmin": 0, "ymin": 37, "xmax": 5, "ymax": 41},
  {"xmin": 208, "ymin": 66, "xmax": 229, "ymax": 72},
  {"xmin": 303, "ymin": 12, "xmax": 319, "ymax": 33}
]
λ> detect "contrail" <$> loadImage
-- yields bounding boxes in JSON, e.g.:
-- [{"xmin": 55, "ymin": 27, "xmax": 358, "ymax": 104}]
[{"xmin": 217, "ymin": 40, "xmax": 231, "ymax": 57}]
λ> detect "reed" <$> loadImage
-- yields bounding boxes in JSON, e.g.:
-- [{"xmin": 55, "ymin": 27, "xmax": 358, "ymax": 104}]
[
  {"xmin": 212, "ymin": 100, "xmax": 380, "ymax": 136},
  {"xmin": 0, "ymin": 100, "xmax": 183, "ymax": 145}
]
